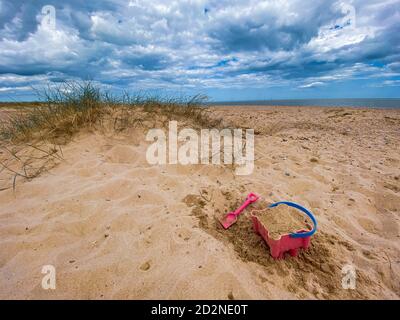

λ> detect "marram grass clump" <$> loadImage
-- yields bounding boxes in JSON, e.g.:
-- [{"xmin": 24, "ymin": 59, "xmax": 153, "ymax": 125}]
[
  {"xmin": 0, "ymin": 81, "xmax": 222, "ymax": 144},
  {"xmin": 0, "ymin": 81, "xmax": 223, "ymax": 191}
]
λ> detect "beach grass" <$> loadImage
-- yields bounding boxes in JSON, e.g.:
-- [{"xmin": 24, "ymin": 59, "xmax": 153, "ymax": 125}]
[
  {"xmin": 0, "ymin": 81, "xmax": 224, "ymax": 190},
  {"xmin": 0, "ymin": 81, "xmax": 221, "ymax": 144}
]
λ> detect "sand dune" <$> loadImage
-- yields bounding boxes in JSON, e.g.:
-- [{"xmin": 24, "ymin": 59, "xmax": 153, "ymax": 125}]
[{"xmin": 0, "ymin": 106, "xmax": 399, "ymax": 299}]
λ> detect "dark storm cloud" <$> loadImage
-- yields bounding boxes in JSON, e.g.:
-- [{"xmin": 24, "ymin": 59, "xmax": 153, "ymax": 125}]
[{"xmin": 206, "ymin": 0, "xmax": 344, "ymax": 52}]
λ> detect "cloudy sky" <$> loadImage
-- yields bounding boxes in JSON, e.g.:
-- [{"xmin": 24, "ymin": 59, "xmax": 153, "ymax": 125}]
[{"xmin": 0, "ymin": 0, "xmax": 399, "ymax": 101}]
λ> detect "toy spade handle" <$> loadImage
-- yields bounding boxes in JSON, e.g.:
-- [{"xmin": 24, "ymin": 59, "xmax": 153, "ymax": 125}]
[
  {"xmin": 268, "ymin": 201, "xmax": 317, "ymax": 238},
  {"xmin": 247, "ymin": 192, "xmax": 259, "ymax": 203},
  {"xmin": 233, "ymin": 193, "xmax": 260, "ymax": 216}
]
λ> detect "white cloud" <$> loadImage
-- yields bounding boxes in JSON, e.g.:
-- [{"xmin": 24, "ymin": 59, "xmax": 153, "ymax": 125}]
[{"xmin": 299, "ymin": 81, "xmax": 325, "ymax": 88}]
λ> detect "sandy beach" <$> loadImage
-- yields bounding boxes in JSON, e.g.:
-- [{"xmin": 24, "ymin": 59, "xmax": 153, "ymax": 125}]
[{"xmin": 0, "ymin": 105, "xmax": 399, "ymax": 299}]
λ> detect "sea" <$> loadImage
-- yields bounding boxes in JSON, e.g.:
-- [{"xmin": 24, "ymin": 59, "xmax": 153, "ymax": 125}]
[{"xmin": 211, "ymin": 98, "xmax": 400, "ymax": 109}]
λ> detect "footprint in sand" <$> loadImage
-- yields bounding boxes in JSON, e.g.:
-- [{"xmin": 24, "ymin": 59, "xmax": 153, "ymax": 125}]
[
  {"xmin": 105, "ymin": 145, "xmax": 138, "ymax": 164},
  {"xmin": 357, "ymin": 217, "xmax": 381, "ymax": 234},
  {"xmin": 378, "ymin": 210, "xmax": 399, "ymax": 239},
  {"xmin": 174, "ymin": 228, "xmax": 192, "ymax": 242},
  {"xmin": 140, "ymin": 261, "xmax": 151, "ymax": 271}
]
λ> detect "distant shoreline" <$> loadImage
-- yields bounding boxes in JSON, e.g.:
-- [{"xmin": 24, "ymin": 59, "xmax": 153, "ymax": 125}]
[
  {"xmin": 210, "ymin": 98, "xmax": 400, "ymax": 109},
  {"xmin": 1, "ymin": 98, "xmax": 399, "ymax": 110}
]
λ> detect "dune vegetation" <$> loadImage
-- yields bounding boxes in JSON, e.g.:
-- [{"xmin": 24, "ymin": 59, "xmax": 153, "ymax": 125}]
[{"xmin": 0, "ymin": 81, "xmax": 224, "ymax": 190}]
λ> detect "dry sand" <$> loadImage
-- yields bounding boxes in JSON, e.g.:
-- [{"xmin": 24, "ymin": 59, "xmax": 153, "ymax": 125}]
[
  {"xmin": 254, "ymin": 205, "xmax": 312, "ymax": 240},
  {"xmin": 0, "ymin": 105, "xmax": 399, "ymax": 299}
]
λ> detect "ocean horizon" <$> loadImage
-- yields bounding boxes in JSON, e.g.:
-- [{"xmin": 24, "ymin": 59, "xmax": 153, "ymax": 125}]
[{"xmin": 211, "ymin": 98, "xmax": 400, "ymax": 109}]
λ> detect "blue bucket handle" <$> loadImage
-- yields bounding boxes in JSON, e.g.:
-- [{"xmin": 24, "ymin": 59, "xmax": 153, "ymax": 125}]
[{"xmin": 268, "ymin": 201, "xmax": 317, "ymax": 238}]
